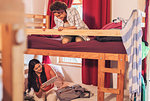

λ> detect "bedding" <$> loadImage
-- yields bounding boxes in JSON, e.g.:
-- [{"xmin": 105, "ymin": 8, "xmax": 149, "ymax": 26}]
[{"xmin": 28, "ymin": 35, "xmax": 126, "ymax": 54}]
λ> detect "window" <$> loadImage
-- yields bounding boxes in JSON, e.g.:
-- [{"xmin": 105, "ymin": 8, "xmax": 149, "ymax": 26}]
[
  {"xmin": 58, "ymin": 0, "xmax": 83, "ymax": 67},
  {"xmin": 72, "ymin": 0, "xmax": 83, "ymax": 19},
  {"xmin": 58, "ymin": 57, "xmax": 81, "ymax": 67}
]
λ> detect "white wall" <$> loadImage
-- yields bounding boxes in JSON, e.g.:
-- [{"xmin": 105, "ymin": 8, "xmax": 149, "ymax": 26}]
[
  {"xmin": 23, "ymin": 0, "xmax": 49, "ymax": 14},
  {"xmin": 112, "ymin": 0, "xmax": 145, "ymax": 20}
]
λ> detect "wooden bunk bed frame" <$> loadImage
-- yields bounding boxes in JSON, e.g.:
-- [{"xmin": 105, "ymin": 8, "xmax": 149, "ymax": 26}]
[
  {"xmin": 25, "ymin": 14, "xmax": 128, "ymax": 101},
  {"xmin": 0, "ymin": 1, "xmax": 145, "ymax": 101}
]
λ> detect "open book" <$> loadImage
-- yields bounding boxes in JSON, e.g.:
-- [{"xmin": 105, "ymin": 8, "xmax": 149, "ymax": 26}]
[
  {"xmin": 42, "ymin": 76, "xmax": 57, "ymax": 86},
  {"xmin": 42, "ymin": 67, "xmax": 57, "ymax": 87}
]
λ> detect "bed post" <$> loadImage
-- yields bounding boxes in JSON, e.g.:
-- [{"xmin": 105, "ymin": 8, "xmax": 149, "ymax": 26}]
[
  {"xmin": 98, "ymin": 54, "xmax": 105, "ymax": 101},
  {"xmin": 1, "ymin": 24, "xmax": 25, "ymax": 101},
  {"xmin": 46, "ymin": 15, "xmax": 50, "ymax": 29},
  {"xmin": 0, "ymin": 0, "xmax": 25, "ymax": 101},
  {"xmin": 1, "ymin": 25, "xmax": 14, "ymax": 101},
  {"xmin": 116, "ymin": 54, "xmax": 126, "ymax": 101}
]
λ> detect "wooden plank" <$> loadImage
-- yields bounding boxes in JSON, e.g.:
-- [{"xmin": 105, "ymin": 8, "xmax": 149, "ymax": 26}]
[
  {"xmin": 97, "ymin": 54, "xmax": 105, "ymax": 101},
  {"xmin": 26, "ymin": 29, "xmax": 121, "ymax": 36},
  {"xmin": 2, "ymin": 24, "xmax": 25, "ymax": 101},
  {"xmin": 116, "ymin": 54, "xmax": 126, "ymax": 101},
  {"xmin": 100, "ymin": 88, "xmax": 120, "ymax": 94},
  {"xmin": 101, "ymin": 68, "xmax": 120, "ymax": 74},
  {"xmin": 25, "ymin": 14, "xmax": 45, "ymax": 19},
  {"xmin": 105, "ymin": 54, "xmax": 127, "ymax": 61},
  {"xmin": 2, "ymin": 24, "xmax": 13, "ymax": 101},
  {"xmin": 25, "ymin": 49, "xmax": 100, "ymax": 59},
  {"xmin": 46, "ymin": 15, "xmax": 50, "ymax": 29},
  {"xmin": 26, "ymin": 23, "xmax": 44, "ymax": 27},
  {"xmin": 25, "ymin": 49, "xmax": 128, "ymax": 61}
]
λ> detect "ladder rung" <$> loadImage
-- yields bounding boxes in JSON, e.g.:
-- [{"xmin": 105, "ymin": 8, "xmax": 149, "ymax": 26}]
[
  {"xmin": 100, "ymin": 87, "xmax": 120, "ymax": 94},
  {"xmin": 101, "ymin": 68, "xmax": 120, "ymax": 73}
]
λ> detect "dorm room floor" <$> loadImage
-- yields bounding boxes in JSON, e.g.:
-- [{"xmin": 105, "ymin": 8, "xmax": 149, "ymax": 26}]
[
  {"xmin": 24, "ymin": 82, "xmax": 129, "ymax": 101},
  {"xmin": 64, "ymin": 82, "xmax": 129, "ymax": 101}
]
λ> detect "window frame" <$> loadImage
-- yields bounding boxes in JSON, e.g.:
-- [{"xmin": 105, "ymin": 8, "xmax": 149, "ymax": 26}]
[{"xmin": 58, "ymin": 57, "xmax": 81, "ymax": 67}]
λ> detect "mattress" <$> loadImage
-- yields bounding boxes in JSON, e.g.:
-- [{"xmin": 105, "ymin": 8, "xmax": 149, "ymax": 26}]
[{"xmin": 28, "ymin": 35, "xmax": 126, "ymax": 54}]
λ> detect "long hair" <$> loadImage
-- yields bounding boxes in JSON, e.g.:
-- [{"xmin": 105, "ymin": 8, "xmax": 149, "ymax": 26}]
[{"xmin": 28, "ymin": 59, "xmax": 47, "ymax": 92}]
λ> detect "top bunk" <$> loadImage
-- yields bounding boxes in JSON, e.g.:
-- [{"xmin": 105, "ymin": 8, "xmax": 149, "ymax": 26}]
[{"xmin": 25, "ymin": 11, "xmax": 145, "ymax": 59}]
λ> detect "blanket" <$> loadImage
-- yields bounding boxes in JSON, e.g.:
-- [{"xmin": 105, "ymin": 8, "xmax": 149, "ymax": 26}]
[{"xmin": 121, "ymin": 9, "xmax": 143, "ymax": 101}]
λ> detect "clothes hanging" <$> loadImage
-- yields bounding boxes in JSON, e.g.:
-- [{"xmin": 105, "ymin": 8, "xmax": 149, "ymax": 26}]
[{"xmin": 121, "ymin": 9, "xmax": 143, "ymax": 101}]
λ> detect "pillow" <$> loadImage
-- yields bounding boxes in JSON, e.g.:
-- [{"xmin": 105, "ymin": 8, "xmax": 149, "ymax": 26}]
[{"xmin": 49, "ymin": 64, "xmax": 65, "ymax": 88}]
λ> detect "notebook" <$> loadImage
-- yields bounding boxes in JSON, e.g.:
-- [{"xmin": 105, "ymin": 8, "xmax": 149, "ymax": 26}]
[
  {"xmin": 42, "ymin": 76, "xmax": 57, "ymax": 87},
  {"xmin": 42, "ymin": 66, "xmax": 57, "ymax": 87}
]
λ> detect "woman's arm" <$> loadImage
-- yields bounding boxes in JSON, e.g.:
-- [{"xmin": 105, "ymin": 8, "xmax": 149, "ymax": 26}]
[
  {"xmin": 34, "ymin": 88, "xmax": 44, "ymax": 98},
  {"xmin": 49, "ymin": 66, "xmax": 57, "ymax": 77}
]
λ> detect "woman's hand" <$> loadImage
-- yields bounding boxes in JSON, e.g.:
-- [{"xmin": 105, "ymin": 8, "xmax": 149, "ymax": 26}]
[
  {"xmin": 40, "ymin": 84, "xmax": 47, "ymax": 92},
  {"xmin": 58, "ymin": 27, "xmax": 64, "ymax": 31},
  {"xmin": 35, "ymin": 86, "xmax": 46, "ymax": 98}
]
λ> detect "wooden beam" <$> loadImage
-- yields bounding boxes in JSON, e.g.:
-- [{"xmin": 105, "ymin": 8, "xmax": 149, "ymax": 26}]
[
  {"xmin": 25, "ymin": 49, "xmax": 128, "ymax": 61},
  {"xmin": 116, "ymin": 54, "xmax": 126, "ymax": 101},
  {"xmin": 2, "ymin": 24, "xmax": 25, "ymax": 101},
  {"xmin": 98, "ymin": 54, "xmax": 105, "ymax": 101},
  {"xmin": 0, "ymin": 0, "xmax": 25, "ymax": 100},
  {"xmin": 2, "ymin": 24, "xmax": 13, "ymax": 101},
  {"xmin": 26, "ymin": 29, "xmax": 121, "ymax": 36},
  {"xmin": 100, "ymin": 88, "xmax": 120, "ymax": 94}
]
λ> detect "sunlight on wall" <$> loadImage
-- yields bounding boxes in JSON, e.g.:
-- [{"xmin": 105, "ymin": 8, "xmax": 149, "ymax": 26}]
[{"xmin": 112, "ymin": 0, "xmax": 138, "ymax": 20}]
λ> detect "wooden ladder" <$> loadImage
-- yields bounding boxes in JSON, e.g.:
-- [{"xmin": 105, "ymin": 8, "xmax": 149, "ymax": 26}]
[{"xmin": 98, "ymin": 54, "xmax": 126, "ymax": 101}]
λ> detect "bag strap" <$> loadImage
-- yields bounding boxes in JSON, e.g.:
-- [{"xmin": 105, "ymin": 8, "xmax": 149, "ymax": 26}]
[{"xmin": 72, "ymin": 84, "xmax": 92, "ymax": 98}]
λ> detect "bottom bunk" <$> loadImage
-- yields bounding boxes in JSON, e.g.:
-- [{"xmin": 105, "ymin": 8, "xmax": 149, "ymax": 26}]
[
  {"xmin": 24, "ymin": 63, "xmax": 129, "ymax": 101},
  {"xmin": 25, "ymin": 34, "xmax": 128, "ymax": 101},
  {"xmin": 25, "ymin": 49, "xmax": 127, "ymax": 101}
]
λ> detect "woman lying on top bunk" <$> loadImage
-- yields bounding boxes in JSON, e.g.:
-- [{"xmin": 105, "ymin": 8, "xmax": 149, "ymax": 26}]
[{"xmin": 49, "ymin": 1, "xmax": 90, "ymax": 44}]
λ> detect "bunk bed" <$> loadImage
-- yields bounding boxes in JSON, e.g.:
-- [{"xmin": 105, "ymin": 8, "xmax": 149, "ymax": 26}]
[{"xmin": 25, "ymin": 12, "xmax": 145, "ymax": 101}]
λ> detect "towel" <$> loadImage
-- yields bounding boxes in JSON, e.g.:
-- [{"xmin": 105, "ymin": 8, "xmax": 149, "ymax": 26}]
[{"xmin": 121, "ymin": 9, "xmax": 143, "ymax": 101}]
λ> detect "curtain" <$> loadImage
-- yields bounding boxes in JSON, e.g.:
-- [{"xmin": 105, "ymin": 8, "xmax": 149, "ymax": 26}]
[
  {"xmin": 82, "ymin": 0, "xmax": 111, "ymax": 86},
  {"xmin": 42, "ymin": 0, "xmax": 73, "ymax": 64},
  {"xmin": 142, "ymin": 0, "xmax": 149, "ymax": 81}
]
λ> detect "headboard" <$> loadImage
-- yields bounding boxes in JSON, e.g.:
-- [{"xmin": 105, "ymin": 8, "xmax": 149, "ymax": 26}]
[{"xmin": 25, "ymin": 14, "xmax": 50, "ymax": 30}]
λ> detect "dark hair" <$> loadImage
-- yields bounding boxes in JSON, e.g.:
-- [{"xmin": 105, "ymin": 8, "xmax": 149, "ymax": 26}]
[
  {"xmin": 28, "ymin": 59, "xmax": 47, "ymax": 92},
  {"xmin": 50, "ymin": 1, "xmax": 67, "ymax": 11}
]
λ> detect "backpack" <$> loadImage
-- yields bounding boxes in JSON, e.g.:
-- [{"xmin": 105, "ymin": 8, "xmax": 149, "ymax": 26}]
[{"xmin": 56, "ymin": 84, "xmax": 91, "ymax": 101}]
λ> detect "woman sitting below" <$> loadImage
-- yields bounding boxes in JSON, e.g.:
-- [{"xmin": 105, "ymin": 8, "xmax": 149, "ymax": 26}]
[
  {"xmin": 27, "ymin": 59, "xmax": 57, "ymax": 101},
  {"xmin": 50, "ymin": 1, "xmax": 90, "ymax": 44}
]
